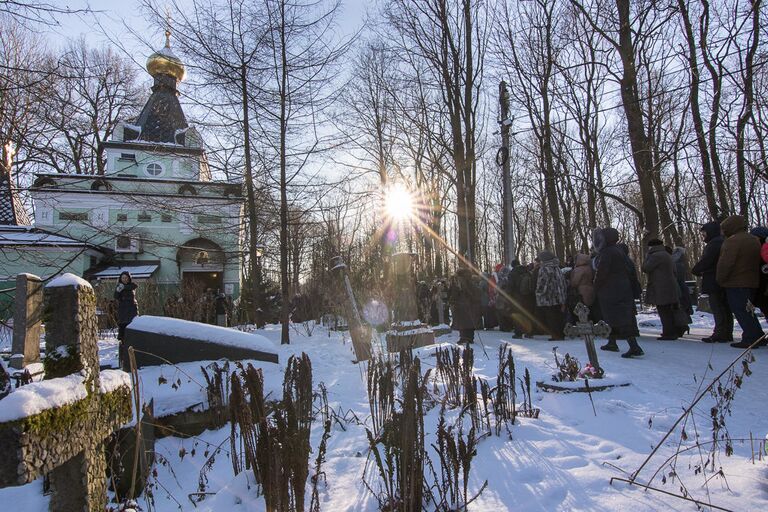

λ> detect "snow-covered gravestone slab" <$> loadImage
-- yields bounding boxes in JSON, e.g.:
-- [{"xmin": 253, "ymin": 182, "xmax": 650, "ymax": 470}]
[
  {"xmin": 0, "ymin": 274, "xmax": 133, "ymax": 512},
  {"xmin": 123, "ymin": 316, "xmax": 279, "ymax": 370}
]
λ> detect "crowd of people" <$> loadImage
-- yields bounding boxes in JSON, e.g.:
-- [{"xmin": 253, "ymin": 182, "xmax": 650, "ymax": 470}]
[
  {"xmin": 110, "ymin": 215, "xmax": 768, "ymax": 362},
  {"xmin": 443, "ymin": 215, "xmax": 768, "ymax": 359}
]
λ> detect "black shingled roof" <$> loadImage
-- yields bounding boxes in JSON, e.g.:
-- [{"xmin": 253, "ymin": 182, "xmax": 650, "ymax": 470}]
[
  {"xmin": 124, "ymin": 74, "xmax": 189, "ymax": 144},
  {"xmin": 0, "ymin": 171, "xmax": 31, "ymax": 226}
]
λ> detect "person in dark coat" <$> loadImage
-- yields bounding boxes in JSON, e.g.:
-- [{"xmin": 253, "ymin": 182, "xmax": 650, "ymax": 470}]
[
  {"xmin": 594, "ymin": 228, "xmax": 643, "ymax": 358},
  {"xmin": 497, "ymin": 260, "xmax": 533, "ymax": 337},
  {"xmin": 717, "ymin": 215, "xmax": 765, "ymax": 348},
  {"xmin": 671, "ymin": 246, "xmax": 693, "ymax": 335},
  {"xmin": 643, "ymin": 239, "xmax": 681, "ymax": 340},
  {"xmin": 416, "ymin": 281, "xmax": 431, "ymax": 324},
  {"xmin": 448, "ymin": 267, "xmax": 482, "ymax": 344},
  {"xmin": 534, "ymin": 251, "xmax": 568, "ymax": 341},
  {"xmin": 115, "ymin": 271, "xmax": 139, "ymax": 340},
  {"xmin": 691, "ymin": 221, "xmax": 733, "ymax": 342},
  {"xmin": 215, "ymin": 291, "xmax": 228, "ymax": 326},
  {"xmin": 478, "ymin": 273, "xmax": 498, "ymax": 330},
  {"xmin": 115, "ymin": 271, "xmax": 139, "ymax": 367}
]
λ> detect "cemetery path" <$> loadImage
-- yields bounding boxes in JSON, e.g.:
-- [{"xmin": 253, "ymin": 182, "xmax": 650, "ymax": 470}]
[{"xmin": 3, "ymin": 311, "xmax": 768, "ymax": 510}]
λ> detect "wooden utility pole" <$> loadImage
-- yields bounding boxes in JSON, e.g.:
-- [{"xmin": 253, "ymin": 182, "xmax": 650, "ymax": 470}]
[{"xmin": 499, "ymin": 81, "xmax": 514, "ymax": 263}]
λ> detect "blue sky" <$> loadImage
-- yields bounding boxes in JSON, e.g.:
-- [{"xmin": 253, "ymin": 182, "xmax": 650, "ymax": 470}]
[{"xmin": 47, "ymin": 0, "xmax": 369, "ymax": 60}]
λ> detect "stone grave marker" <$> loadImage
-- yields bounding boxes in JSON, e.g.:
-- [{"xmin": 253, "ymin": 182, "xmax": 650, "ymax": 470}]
[
  {"xmin": 385, "ymin": 253, "xmax": 435, "ymax": 352},
  {"xmin": 0, "ymin": 274, "xmax": 132, "ymax": 511},
  {"xmin": 123, "ymin": 315, "xmax": 279, "ymax": 370},
  {"xmin": 431, "ymin": 280, "xmax": 451, "ymax": 336},
  {"xmin": 10, "ymin": 273, "xmax": 43, "ymax": 370}
]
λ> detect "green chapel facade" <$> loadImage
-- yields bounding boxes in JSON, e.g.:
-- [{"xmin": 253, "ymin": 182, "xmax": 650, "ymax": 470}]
[{"xmin": 1, "ymin": 37, "xmax": 243, "ymax": 310}]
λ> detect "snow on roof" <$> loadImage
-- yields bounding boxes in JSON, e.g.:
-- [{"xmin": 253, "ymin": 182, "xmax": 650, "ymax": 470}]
[
  {"xmin": 0, "ymin": 370, "xmax": 131, "ymax": 423},
  {"xmin": 93, "ymin": 265, "xmax": 159, "ymax": 280},
  {"xmin": 128, "ymin": 316, "xmax": 277, "ymax": 354},
  {"xmin": 0, "ymin": 226, "xmax": 97, "ymax": 247},
  {"xmin": 46, "ymin": 273, "xmax": 91, "ymax": 289},
  {"xmin": 122, "ymin": 123, "xmax": 142, "ymax": 134}
]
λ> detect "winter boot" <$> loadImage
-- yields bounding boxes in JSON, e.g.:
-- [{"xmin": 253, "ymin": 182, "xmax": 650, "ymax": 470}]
[
  {"xmin": 600, "ymin": 337, "xmax": 619, "ymax": 352},
  {"xmin": 621, "ymin": 337, "xmax": 644, "ymax": 358}
]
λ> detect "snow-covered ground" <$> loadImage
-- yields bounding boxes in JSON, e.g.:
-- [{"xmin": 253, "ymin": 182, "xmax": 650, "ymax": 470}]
[{"xmin": 2, "ymin": 312, "xmax": 768, "ymax": 511}]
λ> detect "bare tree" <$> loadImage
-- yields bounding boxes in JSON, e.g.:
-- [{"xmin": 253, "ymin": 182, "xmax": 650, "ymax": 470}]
[
  {"xmin": 144, "ymin": 0, "xmax": 270, "ymax": 326},
  {"xmin": 570, "ymin": 0, "xmax": 664, "ymax": 242},
  {"xmin": 734, "ymin": 0, "xmax": 762, "ymax": 217},
  {"xmin": 258, "ymin": 0, "xmax": 350, "ymax": 344},
  {"xmin": 495, "ymin": 0, "xmax": 567, "ymax": 260},
  {"xmin": 0, "ymin": 17, "xmax": 52, "ymax": 183},
  {"xmin": 40, "ymin": 39, "xmax": 142, "ymax": 175},
  {"xmin": 383, "ymin": 0, "xmax": 487, "ymax": 264}
]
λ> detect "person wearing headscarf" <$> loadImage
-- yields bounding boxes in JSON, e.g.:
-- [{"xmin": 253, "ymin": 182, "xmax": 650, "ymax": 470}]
[
  {"xmin": 594, "ymin": 228, "xmax": 643, "ymax": 358},
  {"xmin": 448, "ymin": 267, "xmax": 482, "ymax": 344},
  {"xmin": 115, "ymin": 271, "xmax": 139, "ymax": 366},
  {"xmin": 643, "ymin": 238, "xmax": 681, "ymax": 340},
  {"xmin": 534, "ymin": 250, "xmax": 568, "ymax": 341},
  {"xmin": 692, "ymin": 221, "xmax": 733, "ymax": 342}
]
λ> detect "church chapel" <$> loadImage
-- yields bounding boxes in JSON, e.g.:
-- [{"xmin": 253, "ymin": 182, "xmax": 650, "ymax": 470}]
[{"xmin": 2, "ymin": 33, "xmax": 243, "ymax": 304}]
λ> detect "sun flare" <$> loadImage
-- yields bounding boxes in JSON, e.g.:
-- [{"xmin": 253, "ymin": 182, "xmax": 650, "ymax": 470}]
[{"xmin": 384, "ymin": 184, "xmax": 414, "ymax": 221}]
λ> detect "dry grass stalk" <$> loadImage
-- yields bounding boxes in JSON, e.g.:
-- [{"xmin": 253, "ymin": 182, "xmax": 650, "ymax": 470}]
[
  {"xmin": 366, "ymin": 355, "xmax": 430, "ymax": 511},
  {"xmin": 367, "ymin": 356, "xmax": 396, "ymax": 437},
  {"xmin": 228, "ymin": 354, "xmax": 316, "ymax": 512}
]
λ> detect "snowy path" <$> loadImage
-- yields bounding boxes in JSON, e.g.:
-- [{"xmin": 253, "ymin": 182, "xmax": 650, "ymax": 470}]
[{"xmin": 2, "ymin": 316, "xmax": 768, "ymax": 511}]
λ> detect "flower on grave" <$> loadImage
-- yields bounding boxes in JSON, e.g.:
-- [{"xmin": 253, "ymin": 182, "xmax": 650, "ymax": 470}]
[{"xmin": 579, "ymin": 363, "xmax": 600, "ymax": 379}]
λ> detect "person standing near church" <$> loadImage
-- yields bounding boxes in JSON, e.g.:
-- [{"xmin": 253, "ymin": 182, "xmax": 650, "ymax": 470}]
[
  {"xmin": 215, "ymin": 290, "xmax": 228, "ymax": 327},
  {"xmin": 115, "ymin": 271, "xmax": 139, "ymax": 366},
  {"xmin": 115, "ymin": 271, "xmax": 139, "ymax": 340}
]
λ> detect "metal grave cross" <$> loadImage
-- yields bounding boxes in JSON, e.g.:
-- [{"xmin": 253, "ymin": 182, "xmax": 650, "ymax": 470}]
[{"xmin": 563, "ymin": 302, "xmax": 611, "ymax": 379}]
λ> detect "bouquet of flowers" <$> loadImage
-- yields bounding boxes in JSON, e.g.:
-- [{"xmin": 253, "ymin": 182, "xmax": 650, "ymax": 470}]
[{"xmin": 579, "ymin": 363, "xmax": 600, "ymax": 379}]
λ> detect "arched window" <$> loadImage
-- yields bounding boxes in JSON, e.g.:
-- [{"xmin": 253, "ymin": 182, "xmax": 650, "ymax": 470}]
[
  {"xmin": 90, "ymin": 179, "xmax": 112, "ymax": 191},
  {"xmin": 178, "ymin": 184, "xmax": 197, "ymax": 196},
  {"xmin": 145, "ymin": 162, "xmax": 164, "ymax": 177},
  {"xmin": 32, "ymin": 177, "xmax": 57, "ymax": 189}
]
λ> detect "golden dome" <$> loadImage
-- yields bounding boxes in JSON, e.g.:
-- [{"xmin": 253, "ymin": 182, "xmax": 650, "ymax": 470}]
[{"xmin": 146, "ymin": 31, "xmax": 186, "ymax": 81}]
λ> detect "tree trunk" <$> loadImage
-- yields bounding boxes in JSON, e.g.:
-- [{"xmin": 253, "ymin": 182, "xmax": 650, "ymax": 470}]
[
  {"xmin": 240, "ymin": 66, "xmax": 262, "ymax": 327},
  {"xmin": 699, "ymin": 0, "xmax": 730, "ymax": 215},
  {"xmin": 279, "ymin": 3, "xmax": 290, "ymax": 344},
  {"xmin": 735, "ymin": 0, "xmax": 761, "ymax": 217},
  {"xmin": 615, "ymin": 0, "xmax": 659, "ymax": 241},
  {"xmin": 678, "ymin": 0, "xmax": 719, "ymax": 218}
]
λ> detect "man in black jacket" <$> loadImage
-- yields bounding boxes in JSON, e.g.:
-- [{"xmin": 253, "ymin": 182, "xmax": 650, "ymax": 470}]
[{"xmin": 691, "ymin": 221, "xmax": 733, "ymax": 342}]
